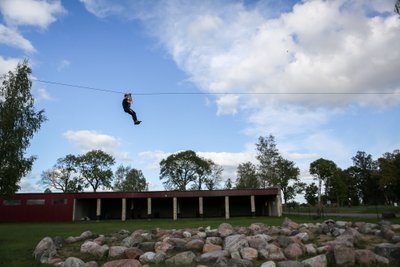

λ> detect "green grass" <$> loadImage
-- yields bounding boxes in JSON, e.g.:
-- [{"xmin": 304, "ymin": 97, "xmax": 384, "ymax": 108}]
[{"xmin": 1, "ymin": 215, "xmax": 399, "ymax": 267}]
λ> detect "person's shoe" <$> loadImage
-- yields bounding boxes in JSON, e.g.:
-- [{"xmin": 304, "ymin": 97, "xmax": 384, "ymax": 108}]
[{"xmin": 134, "ymin": 120, "xmax": 142, "ymax": 125}]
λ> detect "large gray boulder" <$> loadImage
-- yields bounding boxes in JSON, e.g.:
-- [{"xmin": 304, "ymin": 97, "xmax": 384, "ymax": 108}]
[
  {"xmin": 185, "ymin": 238, "xmax": 204, "ymax": 251},
  {"xmin": 153, "ymin": 252, "xmax": 167, "ymax": 264},
  {"xmin": 265, "ymin": 244, "xmax": 286, "ymax": 261},
  {"xmin": 301, "ymin": 254, "xmax": 327, "ymax": 267},
  {"xmin": 194, "ymin": 250, "xmax": 229, "ymax": 264},
  {"xmin": 138, "ymin": 241, "xmax": 155, "ymax": 252},
  {"xmin": 260, "ymin": 261, "xmax": 276, "ymax": 267},
  {"xmin": 249, "ymin": 223, "xmax": 268, "ymax": 234},
  {"xmin": 122, "ymin": 236, "xmax": 140, "ymax": 247},
  {"xmin": 206, "ymin": 236, "xmax": 223, "ymax": 245},
  {"xmin": 283, "ymin": 243, "xmax": 304, "ymax": 259},
  {"xmin": 333, "ymin": 244, "xmax": 355, "ymax": 265},
  {"xmin": 214, "ymin": 257, "xmax": 254, "ymax": 267},
  {"xmin": 246, "ymin": 234, "xmax": 272, "ymax": 249},
  {"xmin": 83, "ymin": 261, "xmax": 98, "ymax": 267},
  {"xmin": 103, "ymin": 259, "xmax": 141, "ymax": 267},
  {"xmin": 33, "ymin": 236, "xmax": 57, "ymax": 263},
  {"xmin": 240, "ymin": 247, "xmax": 258, "ymax": 261},
  {"xmin": 139, "ymin": 251, "xmax": 156, "ymax": 264},
  {"xmin": 62, "ymin": 257, "xmax": 85, "ymax": 267},
  {"xmin": 108, "ymin": 246, "xmax": 127, "ymax": 257},
  {"xmin": 224, "ymin": 234, "xmax": 249, "ymax": 253},
  {"xmin": 218, "ymin": 223, "xmax": 235, "ymax": 237},
  {"xmin": 276, "ymin": 260, "xmax": 302, "ymax": 267},
  {"xmin": 80, "ymin": 241, "xmax": 109, "ymax": 258},
  {"xmin": 165, "ymin": 251, "xmax": 196, "ymax": 266}
]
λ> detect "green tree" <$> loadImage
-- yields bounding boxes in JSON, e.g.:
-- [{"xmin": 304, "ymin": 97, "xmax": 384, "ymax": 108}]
[
  {"xmin": 41, "ymin": 154, "xmax": 82, "ymax": 193},
  {"xmin": 203, "ymin": 163, "xmax": 223, "ymax": 190},
  {"xmin": 188, "ymin": 158, "xmax": 223, "ymax": 191},
  {"xmin": 324, "ymin": 168, "xmax": 349, "ymax": 206},
  {"xmin": 76, "ymin": 150, "xmax": 115, "ymax": 192},
  {"xmin": 343, "ymin": 167, "xmax": 360, "ymax": 206},
  {"xmin": 304, "ymin": 182, "xmax": 318, "ymax": 206},
  {"xmin": 113, "ymin": 165, "xmax": 148, "ymax": 192},
  {"xmin": 376, "ymin": 150, "xmax": 400, "ymax": 204},
  {"xmin": 351, "ymin": 151, "xmax": 382, "ymax": 205},
  {"xmin": 224, "ymin": 178, "xmax": 233, "ymax": 189},
  {"xmin": 309, "ymin": 158, "xmax": 337, "ymax": 208},
  {"xmin": 256, "ymin": 135, "xmax": 280, "ymax": 188},
  {"xmin": 255, "ymin": 134, "xmax": 303, "ymax": 202},
  {"xmin": 160, "ymin": 150, "xmax": 221, "ymax": 191},
  {"xmin": 235, "ymin": 162, "xmax": 260, "ymax": 189},
  {"xmin": 0, "ymin": 60, "xmax": 46, "ymax": 197},
  {"xmin": 275, "ymin": 157, "xmax": 303, "ymax": 204}
]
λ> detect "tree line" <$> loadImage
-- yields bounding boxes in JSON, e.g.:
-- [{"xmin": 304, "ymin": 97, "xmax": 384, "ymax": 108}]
[
  {"xmin": 41, "ymin": 150, "xmax": 148, "ymax": 193},
  {"xmin": 306, "ymin": 150, "xmax": 400, "ymax": 207},
  {"xmin": 229, "ymin": 134, "xmax": 400, "ymax": 207}
]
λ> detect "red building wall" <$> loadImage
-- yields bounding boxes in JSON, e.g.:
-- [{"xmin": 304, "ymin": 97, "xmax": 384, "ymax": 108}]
[{"xmin": 0, "ymin": 193, "xmax": 75, "ymax": 223}]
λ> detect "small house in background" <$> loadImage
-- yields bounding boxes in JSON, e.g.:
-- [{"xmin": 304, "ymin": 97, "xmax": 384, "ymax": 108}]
[{"xmin": 0, "ymin": 188, "xmax": 282, "ymax": 222}]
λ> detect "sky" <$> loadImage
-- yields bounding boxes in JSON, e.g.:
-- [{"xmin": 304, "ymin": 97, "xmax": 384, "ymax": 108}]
[{"xmin": 1, "ymin": 0, "xmax": 399, "ymax": 200}]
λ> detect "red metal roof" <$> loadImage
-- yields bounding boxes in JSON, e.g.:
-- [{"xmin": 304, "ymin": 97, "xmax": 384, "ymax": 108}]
[{"xmin": 2, "ymin": 188, "xmax": 279, "ymax": 199}]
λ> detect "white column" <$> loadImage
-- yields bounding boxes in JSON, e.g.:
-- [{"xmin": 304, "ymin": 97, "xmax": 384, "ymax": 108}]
[
  {"xmin": 199, "ymin": 197, "xmax": 203, "ymax": 218},
  {"xmin": 250, "ymin": 195, "xmax": 256, "ymax": 217},
  {"xmin": 225, "ymin": 196, "xmax": 230, "ymax": 219},
  {"xmin": 173, "ymin": 197, "xmax": 177, "ymax": 221},
  {"xmin": 72, "ymin": 198, "xmax": 76, "ymax": 221},
  {"xmin": 147, "ymin": 197, "xmax": 152, "ymax": 218},
  {"xmin": 276, "ymin": 192, "xmax": 282, "ymax": 217},
  {"xmin": 121, "ymin": 198, "xmax": 126, "ymax": 221},
  {"xmin": 96, "ymin": 198, "xmax": 101, "ymax": 220}
]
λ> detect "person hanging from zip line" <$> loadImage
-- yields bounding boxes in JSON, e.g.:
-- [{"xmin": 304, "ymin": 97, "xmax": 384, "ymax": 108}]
[{"xmin": 122, "ymin": 93, "xmax": 142, "ymax": 125}]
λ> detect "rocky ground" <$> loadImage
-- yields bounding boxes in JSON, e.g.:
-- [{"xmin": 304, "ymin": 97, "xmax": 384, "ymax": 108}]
[{"xmin": 33, "ymin": 218, "xmax": 400, "ymax": 267}]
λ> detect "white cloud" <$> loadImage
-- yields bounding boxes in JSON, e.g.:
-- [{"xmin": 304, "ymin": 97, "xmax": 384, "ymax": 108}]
[
  {"xmin": 35, "ymin": 87, "xmax": 53, "ymax": 101},
  {"xmin": 18, "ymin": 172, "xmax": 43, "ymax": 193},
  {"xmin": 63, "ymin": 130, "xmax": 132, "ymax": 161},
  {"xmin": 198, "ymin": 151, "xmax": 256, "ymax": 182},
  {"xmin": 131, "ymin": 0, "xmax": 399, "ymax": 109},
  {"xmin": 244, "ymin": 103, "xmax": 330, "ymax": 138},
  {"xmin": 75, "ymin": 1, "xmax": 400, "ymax": 108},
  {"xmin": 197, "ymin": 151, "xmax": 256, "ymax": 167},
  {"xmin": 0, "ymin": 24, "xmax": 36, "ymax": 52},
  {"xmin": 80, "ymin": 0, "xmax": 124, "ymax": 18},
  {"xmin": 0, "ymin": 56, "xmax": 20, "ymax": 76},
  {"xmin": 138, "ymin": 150, "xmax": 171, "ymax": 170},
  {"xmin": 216, "ymin": 95, "xmax": 239, "ymax": 115},
  {"xmin": 0, "ymin": 0, "xmax": 66, "ymax": 29}
]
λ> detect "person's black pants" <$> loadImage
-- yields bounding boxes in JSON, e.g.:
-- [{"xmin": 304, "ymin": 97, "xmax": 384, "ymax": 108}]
[{"xmin": 124, "ymin": 108, "xmax": 138, "ymax": 122}]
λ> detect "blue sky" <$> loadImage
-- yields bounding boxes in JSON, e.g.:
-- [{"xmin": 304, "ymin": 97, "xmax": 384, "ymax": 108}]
[{"xmin": 1, "ymin": 0, "xmax": 399, "ymax": 198}]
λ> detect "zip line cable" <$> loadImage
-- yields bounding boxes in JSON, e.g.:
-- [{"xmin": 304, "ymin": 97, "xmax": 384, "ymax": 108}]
[
  {"xmin": 33, "ymin": 79, "xmax": 124, "ymax": 95},
  {"xmin": 32, "ymin": 79, "xmax": 400, "ymax": 96}
]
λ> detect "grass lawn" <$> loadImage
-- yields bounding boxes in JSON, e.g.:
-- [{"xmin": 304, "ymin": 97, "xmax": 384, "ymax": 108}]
[{"xmin": 1, "ymin": 215, "xmax": 399, "ymax": 267}]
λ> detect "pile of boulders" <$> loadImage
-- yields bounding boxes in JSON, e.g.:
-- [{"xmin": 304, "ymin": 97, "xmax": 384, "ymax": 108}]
[{"xmin": 33, "ymin": 218, "xmax": 400, "ymax": 267}]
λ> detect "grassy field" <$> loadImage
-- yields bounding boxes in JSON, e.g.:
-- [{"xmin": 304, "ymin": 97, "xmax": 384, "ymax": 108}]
[{"xmin": 0, "ymin": 214, "xmax": 399, "ymax": 267}]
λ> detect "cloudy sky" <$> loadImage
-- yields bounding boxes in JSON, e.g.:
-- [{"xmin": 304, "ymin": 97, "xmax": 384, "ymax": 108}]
[{"xmin": 1, "ymin": 0, "xmax": 399, "ymax": 198}]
